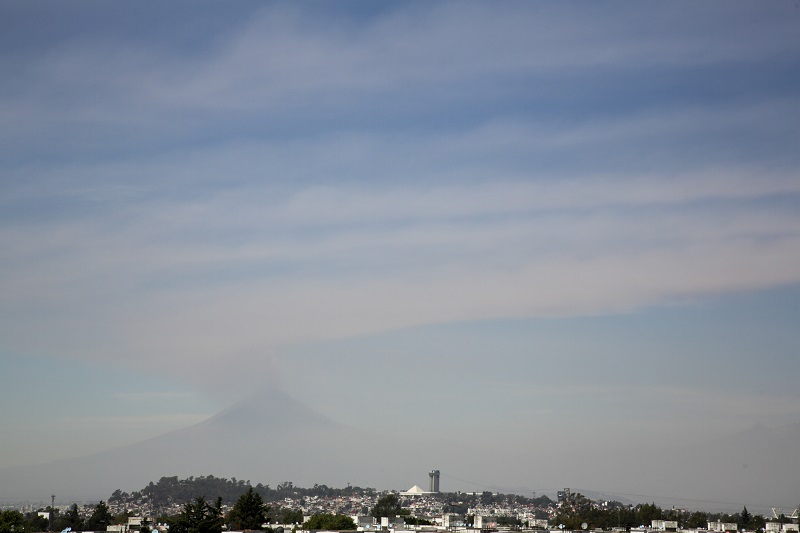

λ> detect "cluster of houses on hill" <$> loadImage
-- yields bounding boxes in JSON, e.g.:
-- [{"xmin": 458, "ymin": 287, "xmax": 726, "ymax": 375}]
[{"xmin": 27, "ymin": 482, "xmax": 800, "ymax": 533}]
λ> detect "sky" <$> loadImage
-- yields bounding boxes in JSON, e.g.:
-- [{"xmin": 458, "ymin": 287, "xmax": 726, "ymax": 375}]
[{"xmin": 1, "ymin": 0, "xmax": 800, "ymax": 510}]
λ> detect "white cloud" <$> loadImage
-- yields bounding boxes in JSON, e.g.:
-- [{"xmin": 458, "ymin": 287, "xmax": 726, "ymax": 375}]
[
  {"xmin": 2, "ymin": 178, "xmax": 798, "ymax": 390},
  {"xmin": 2, "ymin": 1, "xmax": 798, "ymax": 149},
  {"xmin": 1, "ymin": 2, "xmax": 799, "ymax": 492},
  {"xmin": 2, "ymin": 114, "xmax": 799, "ymax": 386}
]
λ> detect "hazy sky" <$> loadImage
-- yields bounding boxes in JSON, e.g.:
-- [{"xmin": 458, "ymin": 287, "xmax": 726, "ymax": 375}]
[{"xmin": 1, "ymin": 0, "xmax": 799, "ymax": 510}]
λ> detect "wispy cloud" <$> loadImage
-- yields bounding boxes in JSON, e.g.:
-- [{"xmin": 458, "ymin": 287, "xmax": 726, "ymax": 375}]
[
  {"xmin": 2, "ymin": 111, "xmax": 799, "ymax": 384},
  {"xmin": 112, "ymin": 391, "xmax": 200, "ymax": 402},
  {"xmin": 3, "ymin": 3, "xmax": 798, "ymax": 161},
  {"xmin": 60, "ymin": 413, "xmax": 211, "ymax": 431},
  {"xmin": 1, "ymin": 1, "xmax": 799, "ymax": 482}
]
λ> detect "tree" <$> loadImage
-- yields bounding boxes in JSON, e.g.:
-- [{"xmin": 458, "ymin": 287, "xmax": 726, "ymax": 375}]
[
  {"xmin": 553, "ymin": 492, "xmax": 593, "ymax": 530},
  {"xmin": 686, "ymin": 511, "xmax": 708, "ymax": 529},
  {"xmin": 738, "ymin": 506, "xmax": 751, "ymax": 530},
  {"xmin": 85, "ymin": 502, "xmax": 113, "ymax": 532},
  {"xmin": 25, "ymin": 512, "xmax": 48, "ymax": 532},
  {"xmin": 303, "ymin": 514, "xmax": 356, "ymax": 531},
  {"xmin": 403, "ymin": 517, "xmax": 433, "ymax": 526},
  {"xmin": 277, "ymin": 510, "xmax": 303, "ymax": 526},
  {"xmin": 170, "ymin": 497, "xmax": 224, "ymax": 533},
  {"xmin": 371, "ymin": 494, "xmax": 402, "ymax": 519},
  {"xmin": 64, "ymin": 504, "xmax": 84, "ymax": 532},
  {"xmin": 0, "ymin": 510, "xmax": 28, "ymax": 533},
  {"xmin": 496, "ymin": 516, "xmax": 522, "ymax": 528},
  {"xmin": 636, "ymin": 503, "xmax": 662, "ymax": 526},
  {"xmin": 228, "ymin": 488, "xmax": 269, "ymax": 530}
]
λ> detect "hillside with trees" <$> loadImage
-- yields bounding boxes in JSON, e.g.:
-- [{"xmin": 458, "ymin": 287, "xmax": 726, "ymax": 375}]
[{"xmin": 3, "ymin": 477, "xmax": 777, "ymax": 533}]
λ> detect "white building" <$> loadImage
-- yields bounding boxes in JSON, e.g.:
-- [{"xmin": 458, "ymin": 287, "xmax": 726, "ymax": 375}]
[
  {"xmin": 767, "ymin": 524, "xmax": 800, "ymax": 533},
  {"xmin": 708, "ymin": 521, "xmax": 737, "ymax": 532},
  {"xmin": 652, "ymin": 520, "xmax": 678, "ymax": 531},
  {"xmin": 400, "ymin": 485, "xmax": 431, "ymax": 496}
]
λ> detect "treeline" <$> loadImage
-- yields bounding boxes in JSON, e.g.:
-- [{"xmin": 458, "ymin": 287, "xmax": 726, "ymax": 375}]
[
  {"xmin": 554, "ymin": 493, "xmax": 769, "ymax": 531},
  {"xmin": 111, "ymin": 476, "xmax": 554, "ymax": 511},
  {"xmin": 0, "ymin": 490, "xmax": 335, "ymax": 533},
  {"xmin": 170, "ymin": 489, "xmax": 355, "ymax": 533},
  {"xmin": 110, "ymin": 476, "xmax": 377, "ymax": 508},
  {"xmin": 0, "ymin": 501, "xmax": 117, "ymax": 533}
]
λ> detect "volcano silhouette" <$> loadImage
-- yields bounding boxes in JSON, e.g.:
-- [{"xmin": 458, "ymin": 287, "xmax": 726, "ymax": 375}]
[{"xmin": 0, "ymin": 387, "xmax": 428, "ymax": 501}]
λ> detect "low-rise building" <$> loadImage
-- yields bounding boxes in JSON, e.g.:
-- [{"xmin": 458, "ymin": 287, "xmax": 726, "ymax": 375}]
[
  {"xmin": 652, "ymin": 520, "xmax": 678, "ymax": 531},
  {"xmin": 767, "ymin": 523, "xmax": 800, "ymax": 533},
  {"xmin": 708, "ymin": 521, "xmax": 737, "ymax": 532}
]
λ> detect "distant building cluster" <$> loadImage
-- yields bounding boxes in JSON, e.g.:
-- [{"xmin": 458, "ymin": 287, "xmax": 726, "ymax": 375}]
[{"xmin": 5, "ymin": 474, "xmax": 798, "ymax": 533}]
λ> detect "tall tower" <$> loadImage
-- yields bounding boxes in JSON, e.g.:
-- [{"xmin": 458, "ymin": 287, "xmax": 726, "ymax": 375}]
[{"xmin": 428, "ymin": 470, "xmax": 440, "ymax": 493}]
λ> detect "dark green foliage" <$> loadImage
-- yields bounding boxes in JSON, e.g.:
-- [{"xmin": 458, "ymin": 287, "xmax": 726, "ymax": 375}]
[
  {"xmin": 126, "ymin": 476, "xmax": 379, "ymax": 511},
  {"xmin": 227, "ymin": 488, "xmax": 269, "ymax": 530},
  {"xmin": 65, "ymin": 504, "xmax": 84, "ymax": 531},
  {"xmin": 403, "ymin": 517, "xmax": 434, "ymax": 526},
  {"xmin": 113, "ymin": 512, "xmax": 132, "ymax": 527},
  {"xmin": 496, "ymin": 516, "xmax": 522, "ymax": 528},
  {"xmin": 751, "ymin": 514, "xmax": 767, "ymax": 531},
  {"xmin": 275, "ymin": 509, "xmax": 303, "ymax": 525},
  {"xmin": 635, "ymin": 502, "xmax": 662, "ymax": 525},
  {"xmin": 739, "ymin": 506, "xmax": 751, "ymax": 530},
  {"xmin": 24, "ymin": 512, "xmax": 48, "ymax": 532},
  {"xmin": 553, "ymin": 492, "xmax": 593, "ymax": 530},
  {"xmin": 687, "ymin": 511, "xmax": 709, "ymax": 529},
  {"xmin": 169, "ymin": 497, "xmax": 224, "ymax": 533},
  {"xmin": 85, "ymin": 502, "xmax": 114, "ymax": 532},
  {"xmin": 309, "ymin": 485, "xmax": 336, "ymax": 498},
  {"xmin": 141, "ymin": 476, "xmax": 252, "ymax": 507},
  {"xmin": 303, "ymin": 514, "xmax": 356, "ymax": 531},
  {"xmin": 371, "ymin": 494, "xmax": 402, "ymax": 519},
  {"xmin": 0, "ymin": 510, "xmax": 28, "ymax": 533},
  {"xmin": 52, "ymin": 514, "xmax": 72, "ymax": 532}
]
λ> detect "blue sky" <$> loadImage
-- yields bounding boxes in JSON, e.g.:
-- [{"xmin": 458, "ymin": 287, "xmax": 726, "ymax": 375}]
[{"xmin": 1, "ymin": 0, "xmax": 800, "ymax": 508}]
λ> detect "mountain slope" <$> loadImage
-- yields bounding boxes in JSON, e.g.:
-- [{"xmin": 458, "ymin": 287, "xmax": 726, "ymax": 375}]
[
  {"xmin": 2, "ymin": 387, "xmax": 798, "ymax": 512},
  {"xmin": 0, "ymin": 387, "xmax": 427, "ymax": 501}
]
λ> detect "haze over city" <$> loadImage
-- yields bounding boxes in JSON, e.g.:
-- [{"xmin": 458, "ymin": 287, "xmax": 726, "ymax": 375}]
[{"xmin": 1, "ymin": 0, "xmax": 799, "ymax": 514}]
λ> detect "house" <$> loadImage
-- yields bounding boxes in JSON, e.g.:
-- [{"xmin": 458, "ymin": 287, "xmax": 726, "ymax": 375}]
[
  {"xmin": 708, "ymin": 521, "xmax": 737, "ymax": 532},
  {"xmin": 652, "ymin": 520, "xmax": 678, "ymax": 531}
]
